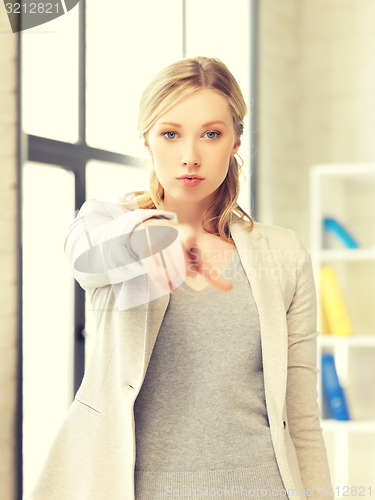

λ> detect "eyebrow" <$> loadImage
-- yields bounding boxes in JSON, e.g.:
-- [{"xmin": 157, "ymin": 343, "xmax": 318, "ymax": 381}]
[{"xmin": 158, "ymin": 120, "xmax": 227, "ymax": 128}]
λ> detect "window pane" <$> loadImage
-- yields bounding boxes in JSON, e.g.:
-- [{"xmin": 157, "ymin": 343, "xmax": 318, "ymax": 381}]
[
  {"xmin": 186, "ymin": 0, "xmax": 252, "ymax": 215},
  {"xmin": 86, "ymin": 160, "xmax": 150, "ymax": 200},
  {"xmin": 22, "ymin": 163, "xmax": 75, "ymax": 497},
  {"xmin": 86, "ymin": 0, "xmax": 183, "ymax": 158},
  {"xmin": 21, "ymin": 8, "xmax": 79, "ymax": 142},
  {"xmin": 84, "ymin": 160, "xmax": 150, "ymax": 364}
]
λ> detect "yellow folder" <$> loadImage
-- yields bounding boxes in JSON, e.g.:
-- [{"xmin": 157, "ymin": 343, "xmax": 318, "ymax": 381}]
[{"xmin": 320, "ymin": 266, "xmax": 352, "ymax": 336}]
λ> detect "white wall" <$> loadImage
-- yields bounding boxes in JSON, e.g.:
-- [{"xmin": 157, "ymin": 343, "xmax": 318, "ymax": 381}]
[{"xmin": 258, "ymin": 0, "xmax": 375, "ymax": 246}]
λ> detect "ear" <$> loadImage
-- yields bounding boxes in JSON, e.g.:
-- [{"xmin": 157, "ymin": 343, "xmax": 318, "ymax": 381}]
[
  {"xmin": 143, "ymin": 134, "xmax": 153, "ymax": 156},
  {"xmin": 231, "ymin": 138, "xmax": 241, "ymax": 156}
]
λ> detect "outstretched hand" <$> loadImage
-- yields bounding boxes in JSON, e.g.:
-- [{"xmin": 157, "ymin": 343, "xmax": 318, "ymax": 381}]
[{"xmin": 131, "ymin": 218, "xmax": 233, "ymax": 293}]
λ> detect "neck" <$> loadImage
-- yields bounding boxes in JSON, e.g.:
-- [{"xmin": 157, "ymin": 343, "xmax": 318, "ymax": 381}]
[{"xmin": 161, "ymin": 194, "xmax": 214, "ymax": 239}]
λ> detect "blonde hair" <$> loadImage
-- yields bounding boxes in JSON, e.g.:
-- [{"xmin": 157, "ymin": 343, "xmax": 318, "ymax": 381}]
[{"xmin": 123, "ymin": 56, "xmax": 253, "ymax": 242}]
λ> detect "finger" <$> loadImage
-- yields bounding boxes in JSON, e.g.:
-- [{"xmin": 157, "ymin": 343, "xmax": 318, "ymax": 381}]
[
  {"xmin": 160, "ymin": 240, "xmax": 187, "ymax": 288},
  {"xmin": 197, "ymin": 260, "xmax": 233, "ymax": 293},
  {"xmin": 178, "ymin": 224, "xmax": 198, "ymax": 254},
  {"xmin": 204, "ymin": 272, "xmax": 233, "ymax": 292},
  {"xmin": 165, "ymin": 229, "xmax": 198, "ymax": 280},
  {"xmin": 186, "ymin": 245, "xmax": 200, "ymax": 276},
  {"xmin": 207, "ymin": 275, "xmax": 233, "ymax": 292}
]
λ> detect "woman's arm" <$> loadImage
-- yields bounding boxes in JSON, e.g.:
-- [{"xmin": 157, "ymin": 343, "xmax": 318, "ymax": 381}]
[
  {"xmin": 285, "ymin": 230, "xmax": 333, "ymax": 497},
  {"xmin": 64, "ymin": 196, "xmax": 178, "ymax": 290}
]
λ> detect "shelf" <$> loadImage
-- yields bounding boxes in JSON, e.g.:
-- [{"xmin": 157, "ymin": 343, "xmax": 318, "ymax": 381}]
[
  {"xmin": 311, "ymin": 248, "xmax": 375, "ymax": 261},
  {"xmin": 311, "ymin": 163, "xmax": 375, "ymax": 176},
  {"xmin": 318, "ymin": 334, "xmax": 375, "ymax": 348},
  {"xmin": 311, "ymin": 163, "xmax": 375, "ymax": 490},
  {"xmin": 321, "ymin": 419, "xmax": 375, "ymax": 432}
]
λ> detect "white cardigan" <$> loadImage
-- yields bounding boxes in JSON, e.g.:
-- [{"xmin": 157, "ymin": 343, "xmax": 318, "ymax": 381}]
[{"xmin": 30, "ymin": 197, "xmax": 332, "ymax": 500}]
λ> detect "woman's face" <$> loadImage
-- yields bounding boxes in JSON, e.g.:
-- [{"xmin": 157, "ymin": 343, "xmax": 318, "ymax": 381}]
[{"xmin": 144, "ymin": 88, "xmax": 241, "ymax": 208}]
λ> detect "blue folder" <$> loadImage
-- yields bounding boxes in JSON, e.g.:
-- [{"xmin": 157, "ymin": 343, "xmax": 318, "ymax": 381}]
[
  {"xmin": 321, "ymin": 353, "xmax": 350, "ymax": 420},
  {"xmin": 323, "ymin": 217, "xmax": 359, "ymax": 249}
]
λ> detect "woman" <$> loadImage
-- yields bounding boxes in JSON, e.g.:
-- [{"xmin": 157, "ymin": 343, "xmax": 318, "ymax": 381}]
[{"xmin": 30, "ymin": 57, "xmax": 332, "ymax": 500}]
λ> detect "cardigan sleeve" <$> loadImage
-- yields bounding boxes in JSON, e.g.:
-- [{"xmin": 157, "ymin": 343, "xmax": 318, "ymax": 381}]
[
  {"xmin": 64, "ymin": 195, "xmax": 178, "ymax": 290},
  {"xmin": 285, "ymin": 229, "xmax": 333, "ymax": 498}
]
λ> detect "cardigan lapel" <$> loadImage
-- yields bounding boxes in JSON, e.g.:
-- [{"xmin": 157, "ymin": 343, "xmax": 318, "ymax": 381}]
[{"xmin": 231, "ymin": 220, "xmax": 288, "ymax": 425}]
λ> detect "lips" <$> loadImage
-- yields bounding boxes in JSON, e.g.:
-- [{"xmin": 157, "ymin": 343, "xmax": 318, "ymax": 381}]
[
  {"xmin": 177, "ymin": 178, "xmax": 204, "ymax": 187},
  {"xmin": 177, "ymin": 176, "xmax": 204, "ymax": 180}
]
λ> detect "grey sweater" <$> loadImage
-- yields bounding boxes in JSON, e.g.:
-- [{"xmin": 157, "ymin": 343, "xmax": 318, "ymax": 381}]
[{"xmin": 134, "ymin": 249, "xmax": 287, "ymax": 499}]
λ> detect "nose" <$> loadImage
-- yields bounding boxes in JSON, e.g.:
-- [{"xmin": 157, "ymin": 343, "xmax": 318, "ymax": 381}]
[
  {"xmin": 181, "ymin": 140, "xmax": 201, "ymax": 167},
  {"xmin": 183, "ymin": 160, "xmax": 200, "ymax": 167}
]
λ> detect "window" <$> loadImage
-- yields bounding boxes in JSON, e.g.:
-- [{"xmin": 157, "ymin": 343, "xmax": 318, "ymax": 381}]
[
  {"xmin": 86, "ymin": 0, "xmax": 183, "ymax": 157},
  {"xmin": 22, "ymin": 163, "xmax": 75, "ymax": 496},
  {"xmin": 21, "ymin": 9, "xmax": 79, "ymax": 142}
]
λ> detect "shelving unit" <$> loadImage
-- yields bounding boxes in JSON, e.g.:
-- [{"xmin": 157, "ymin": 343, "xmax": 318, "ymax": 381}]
[{"xmin": 310, "ymin": 164, "xmax": 375, "ymax": 497}]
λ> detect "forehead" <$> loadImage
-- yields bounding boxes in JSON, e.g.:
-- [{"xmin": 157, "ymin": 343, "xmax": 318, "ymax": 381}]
[{"xmin": 155, "ymin": 89, "xmax": 232, "ymax": 126}]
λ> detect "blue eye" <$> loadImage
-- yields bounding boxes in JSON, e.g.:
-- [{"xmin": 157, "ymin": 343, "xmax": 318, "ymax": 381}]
[
  {"xmin": 163, "ymin": 131, "xmax": 177, "ymax": 140},
  {"xmin": 205, "ymin": 131, "xmax": 220, "ymax": 139}
]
